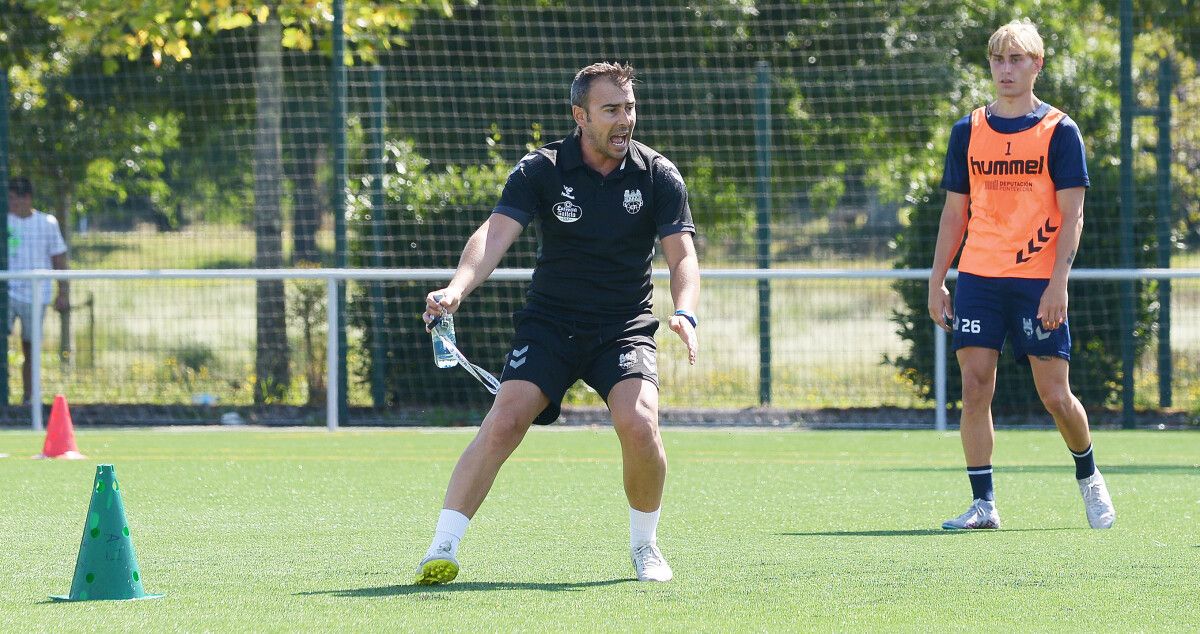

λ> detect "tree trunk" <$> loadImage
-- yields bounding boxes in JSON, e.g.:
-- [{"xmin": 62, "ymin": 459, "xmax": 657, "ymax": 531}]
[
  {"xmin": 291, "ymin": 145, "xmax": 321, "ymax": 264},
  {"xmin": 253, "ymin": 7, "xmax": 290, "ymax": 403}
]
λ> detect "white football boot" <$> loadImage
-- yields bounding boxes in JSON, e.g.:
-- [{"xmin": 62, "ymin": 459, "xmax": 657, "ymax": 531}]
[
  {"xmin": 414, "ymin": 540, "xmax": 460, "ymax": 585},
  {"xmin": 631, "ymin": 543, "xmax": 673, "ymax": 582},
  {"xmin": 941, "ymin": 498, "xmax": 1001, "ymax": 530},
  {"xmin": 1077, "ymin": 470, "xmax": 1116, "ymax": 529}
]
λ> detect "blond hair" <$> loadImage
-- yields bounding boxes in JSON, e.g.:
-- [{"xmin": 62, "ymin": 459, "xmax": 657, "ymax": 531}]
[{"xmin": 988, "ymin": 19, "xmax": 1045, "ymax": 60}]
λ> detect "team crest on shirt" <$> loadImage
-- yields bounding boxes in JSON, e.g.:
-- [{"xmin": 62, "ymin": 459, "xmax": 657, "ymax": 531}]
[
  {"xmin": 553, "ymin": 200, "xmax": 582, "ymax": 223},
  {"xmin": 623, "ymin": 189, "xmax": 644, "ymax": 214}
]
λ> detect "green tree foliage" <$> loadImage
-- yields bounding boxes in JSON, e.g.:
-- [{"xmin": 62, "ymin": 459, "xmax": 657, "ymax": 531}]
[
  {"xmin": 16, "ymin": 0, "xmax": 455, "ymax": 67},
  {"xmin": 5, "ymin": 0, "xmax": 464, "ymax": 404},
  {"xmin": 5, "ymin": 0, "xmax": 465, "ymax": 227}
]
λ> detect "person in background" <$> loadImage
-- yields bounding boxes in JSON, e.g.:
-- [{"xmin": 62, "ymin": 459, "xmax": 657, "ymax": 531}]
[{"xmin": 6, "ymin": 177, "xmax": 70, "ymax": 404}]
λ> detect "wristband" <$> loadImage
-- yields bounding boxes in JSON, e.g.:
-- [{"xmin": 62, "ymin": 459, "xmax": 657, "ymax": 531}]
[{"xmin": 673, "ymin": 309, "xmax": 697, "ymax": 328}]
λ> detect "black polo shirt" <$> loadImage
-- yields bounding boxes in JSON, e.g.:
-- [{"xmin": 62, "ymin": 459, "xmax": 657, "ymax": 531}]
[{"xmin": 493, "ymin": 128, "xmax": 695, "ymax": 320}]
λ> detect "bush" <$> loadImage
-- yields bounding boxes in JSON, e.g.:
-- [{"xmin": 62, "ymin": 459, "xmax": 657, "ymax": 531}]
[{"xmin": 348, "ymin": 137, "xmax": 533, "ymax": 409}]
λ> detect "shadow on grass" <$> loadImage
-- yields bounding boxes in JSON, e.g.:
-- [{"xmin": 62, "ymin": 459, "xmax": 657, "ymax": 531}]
[
  {"xmin": 300, "ymin": 578, "xmax": 630, "ymax": 597},
  {"xmin": 200, "ymin": 257, "xmax": 255, "ymax": 269},
  {"xmin": 883, "ymin": 464, "xmax": 1198, "ymax": 476},
  {"xmin": 780, "ymin": 527, "xmax": 1080, "ymax": 537},
  {"xmin": 73, "ymin": 239, "xmax": 133, "ymax": 266}
]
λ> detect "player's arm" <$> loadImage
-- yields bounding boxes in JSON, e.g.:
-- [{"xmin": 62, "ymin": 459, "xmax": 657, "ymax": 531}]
[
  {"xmin": 661, "ymin": 231, "xmax": 699, "ymax": 365},
  {"xmin": 424, "ymin": 214, "xmax": 523, "ymax": 323},
  {"xmin": 51, "ymin": 251, "xmax": 69, "ymax": 312},
  {"xmin": 927, "ymin": 191, "xmax": 969, "ymax": 332},
  {"xmin": 1037, "ymin": 187, "xmax": 1085, "ymax": 330}
]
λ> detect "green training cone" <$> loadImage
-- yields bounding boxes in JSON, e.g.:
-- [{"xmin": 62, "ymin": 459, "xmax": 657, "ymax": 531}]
[{"xmin": 51, "ymin": 464, "xmax": 163, "ymax": 602}]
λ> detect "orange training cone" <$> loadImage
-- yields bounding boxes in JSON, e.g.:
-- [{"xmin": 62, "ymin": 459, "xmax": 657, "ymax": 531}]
[{"xmin": 34, "ymin": 394, "xmax": 85, "ymax": 460}]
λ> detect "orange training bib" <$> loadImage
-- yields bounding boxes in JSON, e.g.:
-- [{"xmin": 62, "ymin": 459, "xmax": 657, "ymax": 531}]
[{"xmin": 958, "ymin": 106, "xmax": 1065, "ymax": 279}]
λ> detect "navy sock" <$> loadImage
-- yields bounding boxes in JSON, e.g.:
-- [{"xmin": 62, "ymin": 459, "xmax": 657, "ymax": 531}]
[
  {"xmin": 967, "ymin": 465, "xmax": 994, "ymax": 501},
  {"xmin": 1071, "ymin": 444, "xmax": 1096, "ymax": 480}
]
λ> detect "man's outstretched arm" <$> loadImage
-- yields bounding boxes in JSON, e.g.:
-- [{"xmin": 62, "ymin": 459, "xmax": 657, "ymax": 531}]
[
  {"xmin": 425, "ymin": 214, "xmax": 524, "ymax": 321},
  {"xmin": 661, "ymin": 231, "xmax": 699, "ymax": 365}
]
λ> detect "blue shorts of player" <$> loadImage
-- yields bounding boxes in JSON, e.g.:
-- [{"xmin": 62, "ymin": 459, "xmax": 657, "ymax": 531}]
[
  {"xmin": 952, "ymin": 272, "xmax": 1071, "ymax": 364},
  {"xmin": 499, "ymin": 307, "xmax": 660, "ymax": 425}
]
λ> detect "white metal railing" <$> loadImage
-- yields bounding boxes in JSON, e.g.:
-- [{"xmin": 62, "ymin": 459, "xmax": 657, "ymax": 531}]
[{"xmin": 2, "ymin": 267, "xmax": 1194, "ymax": 431}]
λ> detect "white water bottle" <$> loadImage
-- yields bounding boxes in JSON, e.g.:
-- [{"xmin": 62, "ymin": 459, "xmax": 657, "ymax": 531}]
[{"xmin": 430, "ymin": 296, "xmax": 458, "ymax": 368}]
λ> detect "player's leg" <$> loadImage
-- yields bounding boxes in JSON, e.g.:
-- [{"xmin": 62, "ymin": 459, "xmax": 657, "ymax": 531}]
[
  {"xmin": 607, "ymin": 377, "xmax": 672, "ymax": 582},
  {"xmin": 609, "ymin": 377, "xmax": 666, "ymax": 512},
  {"xmin": 586, "ymin": 313, "xmax": 671, "ymax": 581},
  {"xmin": 1028, "ymin": 356, "xmax": 1089, "ymax": 451},
  {"xmin": 443, "ymin": 380, "xmax": 549, "ymax": 517},
  {"xmin": 416, "ymin": 310, "xmax": 572, "ymax": 585},
  {"xmin": 942, "ymin": 347, "xmax": 1002, "ymax": 529},
  {"xmin": 943, "ymin": 273, "xmax": 1004, "ymax": 529},
  {"xmin": 958, "ymin": 346, "xmax": 1000, "ymax": 468},
  {"xmin": 1028, "ymin": 355, "xmax": 1114, "ymax": 528},
  {"xmin": 1015, "ymin": 275, "xmax": 1114, "ymax": 529},
  {"xmin": 1010, "ymin": 277, "xmax": 1090, "ymax": 453},
  {"xmin": 415, "ymin": 380, "xmax": 548, "ymax": 585}
]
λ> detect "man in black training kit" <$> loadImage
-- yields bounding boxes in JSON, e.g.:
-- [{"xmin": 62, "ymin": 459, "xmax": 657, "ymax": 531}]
[{"xmin": 416, "ymin": 62, "xmax": 700, "ymax": 585}]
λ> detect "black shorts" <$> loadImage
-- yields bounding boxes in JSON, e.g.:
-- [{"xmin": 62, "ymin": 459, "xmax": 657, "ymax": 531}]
[
  {"xmin": 953, "ymin": 272, "xmax": 1071, "ymax": 364},
  {"xmin": 500, "ymin": 308, "xmax": 660, "ymax": 425}
]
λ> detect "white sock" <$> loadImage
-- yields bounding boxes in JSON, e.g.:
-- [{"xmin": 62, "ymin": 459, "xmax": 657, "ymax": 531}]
[
  {"xmin": 426, "ymin": 508, "xmax": 470, "ymax": 559},
  {"xmin": 629, "ymin": 507, "xmax": 660, "ymax": 549}
]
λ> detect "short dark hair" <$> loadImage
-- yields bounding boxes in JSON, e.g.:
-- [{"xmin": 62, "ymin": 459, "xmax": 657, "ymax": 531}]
[
  {"xmin": 7, "ymin": 177, "xmax": 32, "ymax": 197},
  {"xmin": 570, "ymin": 62, "xmax": 636, "ymax": 109}
]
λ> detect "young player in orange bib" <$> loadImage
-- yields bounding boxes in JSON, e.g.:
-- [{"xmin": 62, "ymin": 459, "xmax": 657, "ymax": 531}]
[{"xmin": 927, "ymin": 20, "xmax": 1115, "ymax": 530}]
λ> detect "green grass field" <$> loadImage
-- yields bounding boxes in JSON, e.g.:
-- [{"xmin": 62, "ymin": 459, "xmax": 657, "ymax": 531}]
[{"xmin": 1, "ymin": 428, "xmax": 1197, "ymax": 630}]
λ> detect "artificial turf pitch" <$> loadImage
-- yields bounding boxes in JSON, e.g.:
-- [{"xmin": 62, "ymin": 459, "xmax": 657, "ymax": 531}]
[{"xmin": 1, "ymin": 428, "xmax": 1197, "ymax": 631}]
